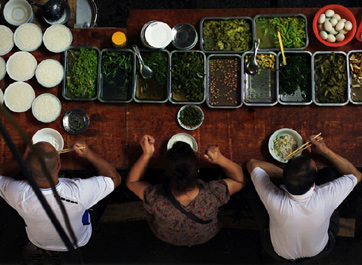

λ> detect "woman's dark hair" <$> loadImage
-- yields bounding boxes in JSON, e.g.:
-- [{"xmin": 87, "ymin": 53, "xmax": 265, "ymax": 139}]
[
  {"xmin": 165, "ymin": 141, "xmax": 198, "ymax": 192},
  {"xmin": 283, "ymin": 155, "xmax": 317, "ymax": 195}
]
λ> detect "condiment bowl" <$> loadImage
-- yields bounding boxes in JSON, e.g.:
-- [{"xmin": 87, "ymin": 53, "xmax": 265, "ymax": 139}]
[
  {"xmin": 355, "ymin": 20, "xmax": 362, "ymax": 42},
  {"xmin": 313, "ymin": 5, "xmax": 356, "ymax": 47},
  {"xmin": 177, "ymin": 105, "xmax": 204, "ymax": 131}
]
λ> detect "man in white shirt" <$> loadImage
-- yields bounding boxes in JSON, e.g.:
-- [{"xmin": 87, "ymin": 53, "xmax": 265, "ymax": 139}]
[
  {"xmin": 246, "ymin": 134, "xmax": 361, "ymax": 262},
  {"xmin": 0, "ymin": 141, "xmax": 121, "ymax": 252}
]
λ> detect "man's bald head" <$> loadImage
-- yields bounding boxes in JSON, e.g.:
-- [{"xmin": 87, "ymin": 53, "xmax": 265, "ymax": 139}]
[{"xmin": 26, "ymin": 142, "xmax": 60, "ymax": 181}]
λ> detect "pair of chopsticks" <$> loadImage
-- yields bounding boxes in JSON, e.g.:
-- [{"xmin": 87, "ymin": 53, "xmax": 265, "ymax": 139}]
[
  {"xmin": 58, "ymin": 146, "xmax": 85, "ymax": 154},
  {"xmin": 277, "ymin": 31, "xmax": 287, "ymax": 66},
  {"xmin": 285, "ymin": 133, "xmax": 323, "ymax": 160}
]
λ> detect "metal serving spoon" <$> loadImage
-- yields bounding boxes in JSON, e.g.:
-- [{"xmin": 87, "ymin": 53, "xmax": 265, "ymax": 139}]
[
  {"xmin": 132, "ymin": 44, "xmax": 153, "ymax": 79},
  {"xmin": 246, "ymin": 39, "xmax": 260, "ymax": 75}
]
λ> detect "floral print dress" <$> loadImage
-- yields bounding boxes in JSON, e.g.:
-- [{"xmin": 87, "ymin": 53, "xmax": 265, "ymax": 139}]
[{"xmin": 143, "ymin": 179, "xmax": 230, "ymax": 246}]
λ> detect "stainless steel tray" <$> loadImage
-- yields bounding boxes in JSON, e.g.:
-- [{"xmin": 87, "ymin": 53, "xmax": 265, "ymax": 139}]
[
  {"xmin": 206, "ymin": 54, "xmax": 242, "ymax": 108},
  {"xmin": 253, "ymin": 14, "xmax": 308, "ymax": 51},
  {"xmin": 277, "ymin": 51, "xmax": 312, "ymax": 105},
  {"xmin": 347, "ymin": 50, "xmax": 362, "ymax": 105},
  {"xmin": 169, "ymin": 50, "xmax": 206, "ymax": 105},
  {"xmin": 312, "ymin": 51, "xmax": 349, "ymax": 106},
  {"xmin": 63, "ymin": 46, "xmax": 100, "ymax": 101},
  {"xmin": 200, "ymin": 17, "xmax": 253, "ymax": 53},
  {"xmin": 133, "ymin": 49, "xmax": 170, "ymax": 103},
  {"xmin": 98, "ymin": 49, "xmax": 136, "ymax": 103},
  {"xmin": 242, "ymin": 51, "xmax": 278, "ymax": 106}
]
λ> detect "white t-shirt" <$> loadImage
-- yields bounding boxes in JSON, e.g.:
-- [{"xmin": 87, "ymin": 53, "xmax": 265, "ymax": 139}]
[
  {"xmin": 0, "ymin": 176, "xmax": 114, "ymax": 251},
  {"xmin": 251, "ymin": 167, "xmax": 357, "ymax": 260}
]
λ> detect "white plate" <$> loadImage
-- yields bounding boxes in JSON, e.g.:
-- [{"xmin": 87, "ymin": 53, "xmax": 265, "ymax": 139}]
[
  {"xmin": 268, "ymin": 128, "xmax": 303, "ymax": 163},
  {"xmin": 6, "ymin": 51, "xmax": 37, "ymax": 81},
  {"xmin": 32, "ymin": 128, "xmax": 64, "ymax": 151},
  {"xmin": 0, "ymin": 89, "xmax": 3, "ymax": 105},
  {"xmin": 177, "ymin": 105, "xmax": 204, "ymax": 131},
  {"xmin": 43, "ymin": 24, "xmax": 73, "ymax": 53},
  {"xmin": 0, "ymin": 25, "xmax": 14, "ymax": 56},
  {"xmin": 4, "ymin": 82, "xmax": 35, "ymax": 112},
  {"xmin": 32, "ymin": 93, "xmax": 62, "ymax": 123},
  {"xmin": 144, "ymin": 21, "xmax": 173, "ymax": 48},
  {"xmin": 0, "ymin": 57, "xmax": 6, "ymax": 81},
  {"xmin": 14, "ymin": 23, "xmax": 43, "ymax": 52},
  {"xmin": 167, "ymin": 133, "xmax": 198, "ymax": 151}
]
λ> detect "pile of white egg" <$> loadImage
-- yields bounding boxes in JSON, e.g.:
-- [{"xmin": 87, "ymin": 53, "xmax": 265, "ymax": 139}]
[{"xmin": 318, "ymin": 9, "xmax": 353, "ymax": 43}]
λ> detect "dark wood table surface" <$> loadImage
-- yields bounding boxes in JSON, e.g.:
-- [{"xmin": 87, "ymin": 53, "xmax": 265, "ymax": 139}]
[{"xmin": 1, "ymin": 8, "xmax": 362, "ymax": 170}]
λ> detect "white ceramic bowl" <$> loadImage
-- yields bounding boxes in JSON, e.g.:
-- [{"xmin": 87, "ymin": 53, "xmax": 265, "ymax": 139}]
[
  {"xmin": 43, "ymin": 24, "xmax": 73, "ymax": 53},
  {"xmin": 14, "ymin": 23, "xmax": 43, "ymax": 52},
  {"xmin": 167, "ymin": 133, "xmax": 198, "ymax": 151},
  {"xmin": 268, "ymin": 128, "xmax": 303, "ymax": 163},
  {"xmin": 144, "ymin": 21, "xmax": 173, "ymax": 49},
  {"xmin": 4, "ymin": 82, "xmax": 35, "ymax": 112},
  {"xmin": 32, "ymin": 93, "xmax": 62, "ymax": 123},
  {"xmin": 32, "ymin": 128, "xmax": 64, "ymax": 151},
  {"xmin": 35, "ymin": 59, "xmax": 64, "ymax": 88},
  {"xmin": 177, "ymin": 105, "xmax": 204, "ymax": 131},
  {"xmin": 0, "ymin": 25, "xmax": 14, "ymax": 56},
  {"xmin": 3, "ymin": 0, "xmax": 33, "ymax": 26},
  {"xmin": 6, "ymin": 51, "xmax": 37, "ymax": 81},
  {"xmin": 0, "ymin": 57, "xmax": 6, "ymax": 81}
]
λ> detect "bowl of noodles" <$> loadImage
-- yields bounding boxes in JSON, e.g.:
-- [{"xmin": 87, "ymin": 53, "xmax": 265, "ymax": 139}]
[{"xmin": 268, "ymin": 128, "xmax": 303, "ymax": 163}]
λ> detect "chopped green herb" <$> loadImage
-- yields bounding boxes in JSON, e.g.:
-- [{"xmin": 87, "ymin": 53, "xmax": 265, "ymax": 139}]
[
  {"xmin": 179, "ymin": 106, "xmax": 203, "ymax": 127},
  {"xmin": 66, "ymin": 48, "xmax": 98, "ymax": 98},
  {"xmin": 203, "ymin": 19, "xmax": 252, "ymax": 51},
  {"xmin": 171, "ymin": 52, "xmax": 205, "ymax": 102}
]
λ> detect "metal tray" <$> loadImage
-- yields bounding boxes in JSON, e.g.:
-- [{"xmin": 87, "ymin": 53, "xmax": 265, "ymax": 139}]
[
  {"xmin": 242, "ymin": 51, "xmax": 278, "ymax": 106},
  {"xmin": 169, "ymin": 50, "xmax": 206, "ymax": 105},
  {"xmin": 200, "ymin": 17, "xmax": 253, "ymax": 53},
  {"xmin": 312, "ymin": 51, "xmax": 349, "ymax": 106},
  {"xmin": 347, "ymin": 50, "xmax": 362, "ymax": 105},
  {"xmin": 63, "ymin": 46, "xmax": 100, "ymax": 101},
  {"xmin": 98, "ymin": 49, "xmax": 136, "ymax": 103},
  {"xmin": 253, "ymin": 14, "xmax": 308, "ymax": 51},
  {"xmin": 277, "ymin": 51, "xmax": 313, "ymax": 105},
  {"xmin": 133, "ymin": 49, "xmax": 170, "ymax": 103},
  {"xmin": 206, "ymin": 54, "xmax": 243, "ymax": 108}
]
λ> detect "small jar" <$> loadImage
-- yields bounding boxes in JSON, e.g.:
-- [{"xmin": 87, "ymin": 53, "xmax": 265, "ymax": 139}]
[{"xmin": 112, "ymin": 32, "xmax": 127, "ymax": 48}]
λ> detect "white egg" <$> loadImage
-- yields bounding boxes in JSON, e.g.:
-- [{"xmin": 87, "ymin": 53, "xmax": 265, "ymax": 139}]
[
  {"xmin": 339, "ymin": 29, "xmax": 348, "ymax": 34},
  {"xmin": 340, "ymin": 19, "xmax": 346, "ymax": 23},
  {"xmin": 318, "ymin": 23, "xmax": 324, "ymax": 31},
  {"xmin": 325, "ymin": 17, "xmax": 331, "ymax": 23},
  {"xmin": 319, "ymin": 31, "xmax": 328, "ymax": 40},
  {"xmin": 330, "ymin": 18, "xmax": 338, "ymax": 26},
  {"xmin": 328, "ymin": 28, "xmax": 338, "ymax": 35},
  {"xmin": 325, "ymin": 9, "xmax": 335, "ymax": 17},
  {"xmin": 332, "ymin": 14, "xmax": 341, "ymax": 20},
  {"xmin": 318, "ymin": 14, "xmax": 326, "ymax": 24},
  {"xmin": 345, "ymin": 21, "xmax": 353, "ymax": 31},
  {"xmin": 335, "ymin": 21, "xmax": 345, "ymax": 31},
  {"xmin": 336, "ymin": 33, "xmax": 345, "ymax": 42},
  {"xmin": 324, "ymin": 21, "xmax": 333, "ymax": 32},
  {"xmin": 327, "ymin": 34, "xmax": 336, "ymax": 42}
]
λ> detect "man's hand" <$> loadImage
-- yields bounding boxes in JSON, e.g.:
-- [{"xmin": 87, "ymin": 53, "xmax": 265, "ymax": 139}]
[
  {"xmin": 140, "ymin": 135, "xmax": 155, "ymax": 158},
  {"xmin": 72, "ymin": 141, "xmax": 91, "ymax": 158},
  {"xmin": 307, "ymin": 134, "xmax": 331, "ymax": 156}
]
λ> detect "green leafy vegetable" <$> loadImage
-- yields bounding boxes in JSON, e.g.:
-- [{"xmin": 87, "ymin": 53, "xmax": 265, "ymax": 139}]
[
  {"xmin": 171, "ymin": 52, "xmax": 205, "ymax": 102},
  {"xmin": 279, "ymin": 54, "xmax": 311, "ymax": 100},
  {"xmin": 179, "ymin": 106, "xmax": 203, "ymax": 127},
  {"xmin": 66, "ymin": 48, "xmax": 98, "ymax": 98},
  {"xmin": 256, "ymin": 17, "xmax": 306, "ymax": 49},
  {"xmin": 101, "ymin": 51, "xmax": 133, "ymax": 98},
  {"xmin": 314, "ymin": 52, "xmax": 347, "ymax": 103},
  {"xmin": 203, "ymin": 19, "xmax": 252, "ymax": 51}
]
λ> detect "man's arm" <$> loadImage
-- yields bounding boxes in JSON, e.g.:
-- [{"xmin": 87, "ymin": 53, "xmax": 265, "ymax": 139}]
[
  {"xmin": 308, "ymin": 135, "xmax": 362, "ymax": 183},
  {"xmin": 246, "ymin": 159, "xmax": 283, "ymax": 178},
  {"xmin": 204, "ymin": 146, "xmax": 245, "ymax": 195},
  {"xmin": 73, "ymin": 141, "xmax": 122, "ymax": 188},
  {"xmin": 126, "ymin": 135, "xmax": 154, "ymax": 200}
]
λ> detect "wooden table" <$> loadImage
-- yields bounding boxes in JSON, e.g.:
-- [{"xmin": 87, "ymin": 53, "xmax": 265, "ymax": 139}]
[{"xmin": 1, "ymin": 8, "xmax": 362, "ymax": 170}]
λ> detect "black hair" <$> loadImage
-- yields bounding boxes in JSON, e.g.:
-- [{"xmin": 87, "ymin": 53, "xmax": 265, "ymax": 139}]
[
  {"xmin": 283, "ymin": 155, "xmax": 317, "ymax": 195},
  {"xmin": 165, "ymin": 141, "xmax": 198, "ymax": 192}
]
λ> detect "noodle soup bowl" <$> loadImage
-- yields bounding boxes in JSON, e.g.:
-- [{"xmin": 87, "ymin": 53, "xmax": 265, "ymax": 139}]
[{"xmin": 268, "ymin": 128, "xmax": 303, "ymax": 163}]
